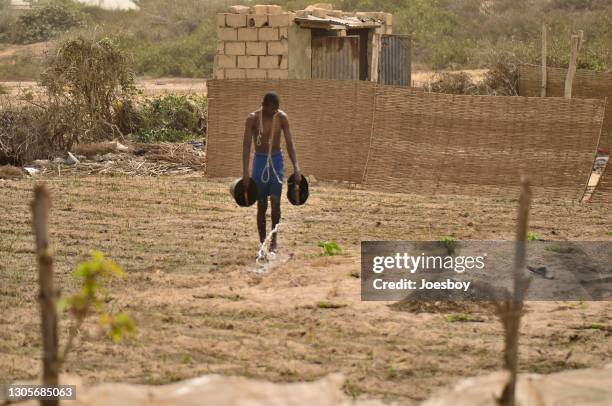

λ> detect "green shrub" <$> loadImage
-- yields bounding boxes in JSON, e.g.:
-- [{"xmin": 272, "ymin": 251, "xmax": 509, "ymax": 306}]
[
  {"xmin": 133, "ymin": 94, "xmax": 207, "ymax": 143},
  {"xmin": 11, "ymin": 1, "xmax": 86, "ymax": 44},
  {"xmin": 318, "ymin": 241, "xmax": 341, "ymax": 256}
]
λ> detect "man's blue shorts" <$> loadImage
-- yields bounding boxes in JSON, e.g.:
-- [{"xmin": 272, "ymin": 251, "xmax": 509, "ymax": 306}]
[{"xmin": 252, "ymin": 151, "xmax": 285, "ymax": 201}]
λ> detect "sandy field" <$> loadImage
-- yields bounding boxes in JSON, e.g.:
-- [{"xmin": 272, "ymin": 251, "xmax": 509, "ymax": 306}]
[{"xmin": 1, "ymin": 175, "xmax": 611, "ymax": 404}]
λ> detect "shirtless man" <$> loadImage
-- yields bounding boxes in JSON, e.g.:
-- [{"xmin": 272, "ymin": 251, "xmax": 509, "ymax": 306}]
[{"xmin": 242, "ymin": 92, "xmax": 301, "ymax": 252}]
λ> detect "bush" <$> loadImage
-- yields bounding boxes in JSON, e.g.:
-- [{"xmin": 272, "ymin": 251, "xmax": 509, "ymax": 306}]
[
  {"xmin": 40, "ymin": 36, "xmax": 136, "ymax": 145},
  {"xmin": 133, "ymin": 94, "xmax": 207, "ymax": 143},
  {"xmin": 11, "ymin": 1, "xmax": 86, "ymax": 44}
]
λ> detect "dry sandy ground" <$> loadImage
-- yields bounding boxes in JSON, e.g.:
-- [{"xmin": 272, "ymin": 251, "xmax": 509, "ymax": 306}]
[{"xmin": 0, "ymin": 176, "xmax": 611, "ymax": 404}]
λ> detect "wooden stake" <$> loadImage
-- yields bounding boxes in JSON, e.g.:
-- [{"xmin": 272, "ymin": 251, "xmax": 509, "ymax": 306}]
[
  {"xmin": 577, "ymin": 30, "xmax": 584, "ymax": 53},
  {"xmin": 498, "ymin": 176, "xmax": 532, "ymax": 406},
  {"xmin": 31, "ymin": 185, "xmax": 59, "ymax": 406},
  {"xmin": 564, "ymin": 35, "xmax": 580, "ymax": 98},
  {"xmin": 540, "ymin": 23, "xmax": 547, "ymax": 97}
]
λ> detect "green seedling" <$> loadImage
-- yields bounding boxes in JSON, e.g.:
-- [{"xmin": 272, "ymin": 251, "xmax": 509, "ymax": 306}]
[
  {"xmin": 318, "ymin": 241, "xmax": 341, "ymax": 256},
  {"xmin": 440, "ymin": 235, "xmax": 457, "ymax": 255},
  {"xmin": 527, "ymin": 232, "xmax": 540, "ymax": 241},
  {"xmin": 57, "ymin": 251, "xmax": 136, "ymax": 361}
]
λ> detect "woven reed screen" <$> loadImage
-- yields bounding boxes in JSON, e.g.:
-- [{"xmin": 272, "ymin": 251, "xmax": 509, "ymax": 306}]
[
  {"xmin": 518, "ymin": 64, "xmax": 612, "ymax": 151},
  {"xmin": 206, "ymin": 79, "xmax": 376, "ymax": 183},
  {"xmin": 363, "ymin": 86, "xmax": 605, "ymax": 199},
  {"xmin": 207, "ymin": 79, "xmax": 606, "ymax": 200},
  {"xmin": 591, "ymin": 162, "xmax": 612, "ymax": 203}
]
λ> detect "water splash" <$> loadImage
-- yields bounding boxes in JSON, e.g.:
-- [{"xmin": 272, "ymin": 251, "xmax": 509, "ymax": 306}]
[{"xmin": 253, "ymin": 222, "xmax": 281, "ymax": 274}]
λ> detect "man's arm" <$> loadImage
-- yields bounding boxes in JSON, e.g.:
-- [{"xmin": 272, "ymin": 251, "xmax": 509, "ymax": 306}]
[
  {"xmin": 280, "ymin": 113, "xmax": 301, "ymax": 181},
  {"xmin": 243, "ymin": 114, "xmax": 254, "ymax": 183}
]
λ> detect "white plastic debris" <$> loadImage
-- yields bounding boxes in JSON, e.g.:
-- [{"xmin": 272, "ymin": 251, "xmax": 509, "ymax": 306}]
[
  {"xmin": 66, "ymin": 152, "xmax": 80, "ymax": 165},
  {"xmin": 23, "ymin": 167, "xmax": 39, "ymax": 177}
]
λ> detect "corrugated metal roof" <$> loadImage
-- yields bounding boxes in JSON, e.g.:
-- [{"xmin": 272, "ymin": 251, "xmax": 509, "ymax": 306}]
[{"xmin": 294, "ymin": 15, "xmax": 381, "ymax": 29}]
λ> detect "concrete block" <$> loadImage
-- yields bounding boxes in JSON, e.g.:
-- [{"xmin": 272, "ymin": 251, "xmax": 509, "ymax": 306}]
[
  {"xmin": 311, "ymin": 8, "xmax": 328, "ymax": 18},
  {"xmin": 238, "ymin": 28, "xmax": 258, "ymax": 41},
  {"xmin": 259, "ymin": 55, "xmax": 281, "ymax": 69},
  {"xmin": 312, "ymin": 3, "xmax": 333, "ymax": 10},
  {"xmin": 217, "ymin": 27, "xmax": 237, "ymax": 41},
  {"xmin": 229, "ymin": 5, "xmax": 250, "ymax": 14},
  {"xmin": 268, "ymin": 69, "xmax": 289, "ymax": 79},
  {"xmin": 246, "ymin": 41, "xmax": 267, "ymax": 56},
  {"xmin": 267, "ymin": 5, "xmax": 283, "ymax": 15},
  {"xmin": 226, "ymin": 14, "xmax": 247, "ymax": 28},
  {"xmin": 225, "ymin": 42, "xmax": 246, "ymax": 55},
  {"xmin": 217, "ymin": 55, "xmax": 236, "ymax": 68},
  {"xmin": 247, "ymin": 14, "xmax": 268, "ymax": 27},
  {"xmin": 225, "ymin": 69, "xmax": 246, "ymax": 79},
  {"xmin": 280, "ymin": 55, "xmax": 288, "ymax": 69},
  {"xmin": 268, "ymin": 40, "xmax": 288, "ymax": 55},
  {"xmin": 279, "ymin": 27, "xmax": 288, "ymax": 40},
  {"xmin": 238, "ymin": 55, "xmax": 258, "ymax": 69},
  {"xmin": 217, "ymin": 42, "xmax": 224, "ymax": 55},
  {"xmin": 258, "ymin": 27, "xmax": 279, "ymax": 41},
  {"xmin": 216, "ymin": 69, "xmax": 225, "ymax": 79},
  {"xmin": 216, "ymin": 14, "xmax": 226, "ymax": 27},
  {"xmin": 268, "ymin": 13, "xmax": 293, "ymax": 27},
  {"xmin": 253, "ymin": 5, "xmax": 268, "ymax": 15},
  {"xmin": 295, "ymin": 10, "xmax": 309, "ymax": 17},
  {"xmin": 246, "ymin": 69, "xmax": 267, "ymax": 79},
  {"xmin": 384, "ymin": 12, "xmax": 393, "ymax": 25}
]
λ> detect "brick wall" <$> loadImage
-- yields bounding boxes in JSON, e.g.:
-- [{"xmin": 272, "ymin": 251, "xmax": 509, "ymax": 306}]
[{"xmin": 215, "ymin": 7, "xmax": 292, "ymax": 80}]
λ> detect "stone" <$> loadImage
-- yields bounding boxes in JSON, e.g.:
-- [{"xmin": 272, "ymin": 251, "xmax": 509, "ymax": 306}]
[
  {"xmin": 33, "ymin": 159, "xmax": 49, "ymax": 166},
  {"xmin": 216, "ymin": 69, "xmax": 225, "ymax": 79},
  {"xmin": 115, "ymin": 141, "xmax": 129, "ymax": 152},
  {"xmin": 312, "ymin": 3, "xmax": 333, "ymax": 10}
]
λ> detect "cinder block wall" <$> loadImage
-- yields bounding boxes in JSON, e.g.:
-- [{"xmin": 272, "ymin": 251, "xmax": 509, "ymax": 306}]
[
  {"xmin": 215, "ymin": 5, "xmax": 292, "ymax": 80},
  {"xmin": 214, "ymin": 5, "xmax": 393, "ymax": 81}
]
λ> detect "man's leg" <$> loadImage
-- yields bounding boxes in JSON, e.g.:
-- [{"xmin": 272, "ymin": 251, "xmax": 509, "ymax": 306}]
[
  {"xmin": 257, "ymin": 198, "xmax": 268, "ymax": 244},
  {"xmin": 270, "ymin": 195, "xmax": 281, "ymax": 252}
]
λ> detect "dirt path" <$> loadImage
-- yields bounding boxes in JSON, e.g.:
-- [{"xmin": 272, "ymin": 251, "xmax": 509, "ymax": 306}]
[{"xmin": 0, "ymin": 176, "xmax": 610, "ymax": 403}]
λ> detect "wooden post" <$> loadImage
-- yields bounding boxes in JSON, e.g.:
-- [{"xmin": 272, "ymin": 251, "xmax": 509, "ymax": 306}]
[
  {"xmin": 564, "ymin": 34, "xmax": 580, "ymax": 98},
  {"xmin": 31, "ymin": 185, "xmax": 59, "ymax": 406},
  {"xmin": 577, "ymin": 30, "xmax": 584, "ymax": 53},
  {"xmin": 540, "ymin": 23, "xmax": 547, "ymax": 97},
  {"xmin": 499, "ymin": 176, "xmax": 532, "ymax": 406}
]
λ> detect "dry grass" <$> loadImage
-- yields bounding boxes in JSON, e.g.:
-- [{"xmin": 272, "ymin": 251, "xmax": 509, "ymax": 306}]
[
  {"xmin": 72, "ymin": 142, "xmax": 121, "ymax": 157},
  {"xmin": 0, "ymin": 164, "xmax": 23, "ymax": 179},
  {"xmin": 0, "ymin": 176, "xmax": 611, "ymax": 403}
]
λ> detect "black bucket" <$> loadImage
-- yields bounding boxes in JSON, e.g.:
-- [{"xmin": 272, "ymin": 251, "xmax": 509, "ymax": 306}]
[
  {"xmin": 287, "ymin": 173, "xmax": 309, "ymax": 205},
  {"xmin": 230, "ymin": 178, "xmax": 258, "ymax": 207}
]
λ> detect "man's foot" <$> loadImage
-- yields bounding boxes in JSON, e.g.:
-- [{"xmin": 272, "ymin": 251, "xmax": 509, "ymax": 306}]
[{"xmin": 269, "ymin": 240, "xmax": 278, "ymax": 254}]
